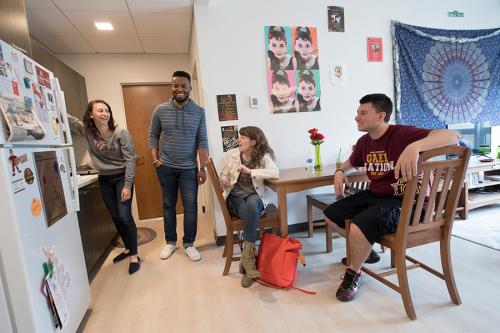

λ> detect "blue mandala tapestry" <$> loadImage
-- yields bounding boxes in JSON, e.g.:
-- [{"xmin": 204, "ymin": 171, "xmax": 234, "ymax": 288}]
[{"xmin": 392, "ymin": 21, "xmax": 500, "ymax": 128}]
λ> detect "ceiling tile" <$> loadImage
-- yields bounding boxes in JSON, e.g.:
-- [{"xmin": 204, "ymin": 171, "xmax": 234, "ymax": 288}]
[
  {"xmin": 27, "ymin": 9, "xmax": 80, "ymax": 36},
  {"xmin": 132, "ymin": 13, "xmax": 192, "ymax": 37},
  {"xmin": 64, "ymin": 10, "xmax": 137, "ymax": 36},
  {"xmin": 24, "ymin": 0, "xmax": 56, "ymax": 10},
  {"xmin": 127, "ymin": 0, "xmax": 193, "ymax": 13},
  {"xmin": 86, "ymin": 36, "xmax": 144, "ymax": 53},
  {"xmin": 33, "ymin": 35, "xmax": 95, "ymax": 54},
  {"xmin": 141, "ymin": 37, "xmax": 189, "ymax": 54},
  {"xmin": 51, "ymin": 0, "xmax": 128, "ymax": 11}
]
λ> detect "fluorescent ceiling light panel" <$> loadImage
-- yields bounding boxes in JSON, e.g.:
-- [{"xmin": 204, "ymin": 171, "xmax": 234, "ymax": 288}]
[{"xmin": 94, "ymin": 22, "xmax": 114, "ymax": 31}]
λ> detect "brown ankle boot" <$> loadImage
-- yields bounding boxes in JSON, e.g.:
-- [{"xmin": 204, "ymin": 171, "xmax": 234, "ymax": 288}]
[
  {"xmin": 241, "ymin": 275, "xmax": 255, "ymax": 288},
  {"xmin": 239, "ymin": 241, "xmax": 260, "ymax": 280}
]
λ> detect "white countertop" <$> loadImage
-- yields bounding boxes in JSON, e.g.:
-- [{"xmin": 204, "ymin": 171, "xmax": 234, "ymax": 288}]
[{"xmin": 77, "ymin": 174, "xmax": 98, "ymax": 189}]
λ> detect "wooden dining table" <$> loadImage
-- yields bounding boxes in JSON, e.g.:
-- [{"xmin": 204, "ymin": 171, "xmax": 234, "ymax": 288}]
[{"xmin": 264, "ymin": 164, "xmax": 367, "ymax": 236}]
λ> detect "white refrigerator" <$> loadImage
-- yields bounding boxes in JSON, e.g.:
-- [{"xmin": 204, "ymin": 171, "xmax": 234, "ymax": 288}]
[{"xmin": 0, "ymin": 39, "xmax": 90, "ymax": 332}]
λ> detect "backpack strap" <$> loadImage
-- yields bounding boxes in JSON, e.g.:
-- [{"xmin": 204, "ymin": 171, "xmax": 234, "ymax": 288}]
[{"xmin": 256, "ymin": 279, "xmax": 317, "ymax": 295}]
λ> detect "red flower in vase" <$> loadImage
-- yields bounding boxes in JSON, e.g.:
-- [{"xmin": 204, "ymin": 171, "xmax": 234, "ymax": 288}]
[{"xmin": 308, "ymin": 128, "xmax": 325, "ymax": 145}]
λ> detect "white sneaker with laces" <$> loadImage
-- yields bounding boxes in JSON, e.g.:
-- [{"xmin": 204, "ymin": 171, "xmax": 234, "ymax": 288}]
[
  {"xmin": 185, "ymin": 246, "xmax": 202, "ymax": 262},
  {"xmin": 160, "ymin": 244, "xmax": 177, "ymax": 260}
]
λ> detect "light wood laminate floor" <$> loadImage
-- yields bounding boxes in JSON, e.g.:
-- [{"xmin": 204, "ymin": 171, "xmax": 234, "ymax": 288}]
[{"xmin": 81, "ymin": 214, "xmax": 500, "ymax": 333}]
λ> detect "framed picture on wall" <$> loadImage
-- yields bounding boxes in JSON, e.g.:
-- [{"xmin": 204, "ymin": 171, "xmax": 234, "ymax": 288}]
[
  {"xmin": 216, "ymin": 94, "xmax": 238, "ymax": 121},
  {"xmin": 221, "ymin": 125, "xmax": 239, "ymax": 152},
  {"xmin": 367, "ymin": 37, "xmax": 383, "ymax": 62}
]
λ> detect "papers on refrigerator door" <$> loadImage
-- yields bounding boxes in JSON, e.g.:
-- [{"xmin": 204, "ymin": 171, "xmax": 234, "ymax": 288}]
[
  {"xmin": 0, "ymin": 92, "xmax": 45, "ymax": 142},
  {"xmin": 42, "ymin": 246, "xmax": 71, "ymax": 330}
]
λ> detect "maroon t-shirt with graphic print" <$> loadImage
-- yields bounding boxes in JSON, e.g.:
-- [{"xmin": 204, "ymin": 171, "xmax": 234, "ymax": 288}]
[{"xmin": 349, "ymin": 125, "xmax": 432, "ymax": 197}]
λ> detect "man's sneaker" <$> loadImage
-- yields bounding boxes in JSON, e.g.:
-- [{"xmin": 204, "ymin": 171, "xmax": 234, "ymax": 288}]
[
  {"xmin": 185, "ymin": 246, "xmax": 202, "ymax": 262},
  {"xmin": 336, "ymin": 268, "xmax": 361, "ymax": 302},
  {"xmin": 341, "ymin": 249, "xmax": 380, "ymax": 266},
  {"xmin": 160, "ymin": 244, "xmax": 177, "ymax": 260},
  {"xmin": 112, "ymin": 251, "xmax": 130, "ymax": 264}
]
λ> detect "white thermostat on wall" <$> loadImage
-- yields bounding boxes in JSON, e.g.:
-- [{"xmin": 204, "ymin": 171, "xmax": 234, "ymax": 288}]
[{"xmin": 249, "ymin": 96, "xmax": 259, "ymax": 108}]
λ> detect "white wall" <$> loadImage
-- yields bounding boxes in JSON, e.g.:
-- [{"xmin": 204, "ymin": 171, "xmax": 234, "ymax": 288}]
[{"xmin": 194, "ymin": 0, "xmax": 500, "ymax": 236}]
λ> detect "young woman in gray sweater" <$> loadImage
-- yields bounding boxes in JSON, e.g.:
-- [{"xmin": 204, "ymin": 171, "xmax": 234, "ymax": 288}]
[{"xmin": 68, "ymin": 100, "xmax": 140, "ymax": 275}]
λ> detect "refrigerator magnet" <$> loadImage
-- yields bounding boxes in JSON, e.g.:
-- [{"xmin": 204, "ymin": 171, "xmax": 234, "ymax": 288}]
[
  {"xmin": 35, "ymin": 66, "xmax": 51, "ymax": 89},
  {"xmin": 31, "ymin": 198, "xmax": 42, "ymax": 216},
  {"xmin": 59, "ymin": 164, "xmax": 66, "ymax": 173},
  {"xmin": 51, "ymin": 117, "xmax": 59, "ymax": 135},
  {"xmin": 23, "ymin": 58, "xmax": 33, "ymax": 74},
  {"xmin": 8, "ymin": 149, "xmax": 22, "ymax": 176},
  {"xmin": 23, "ymin": 76, "xmax": 30, "ymax": 89},
  {"xmin": 24, "ymin": 168, "xmax": 34, "ymax": 184},
  {"xmin": 12, "ymin": 178, "xmax": 25, "ymax": 193}
]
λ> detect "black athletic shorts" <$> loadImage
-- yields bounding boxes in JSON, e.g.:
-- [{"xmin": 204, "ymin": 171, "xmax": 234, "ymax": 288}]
[{"xmin": 323, "ymin": 190, "xmax": 403, "ymax": 244}]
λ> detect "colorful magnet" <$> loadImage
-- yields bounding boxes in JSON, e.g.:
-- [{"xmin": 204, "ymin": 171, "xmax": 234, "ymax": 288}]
[
  {"xmin": 23, "ymin": 76, "xmax": 30, "ymax": 88},
  {"xmin": 31, "ymin": 198, "xmax": 42, "ymax": 216},
  {"xmin": 35, "ymin": 66, "xmax": 51, "ymax": 89},
  {"xmin": 51, "ymin": 117, "xmax": 59, "ymax": 135},
  {"xmin": 24, "ymin": 168, "xmax": 34, "ymax": 184},
  {"xmin": 8, "ymin": 149, "xmax": 22, "ymax": 176}
]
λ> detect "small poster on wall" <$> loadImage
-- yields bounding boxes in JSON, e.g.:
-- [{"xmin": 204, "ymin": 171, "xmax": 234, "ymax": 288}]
[
  {"xmin": 367, "ymin": 37, "xmax": 383, "ymax": 62},
  {"xmin": 216, "ymin": 94, "xmax": 238, "ymax": 121},
  {"xmin": 330, "ymin": 63, "xmax": 347, "ymax": 87},
  {"xmin": 328, "ymin": 6, "xmax": 345, "ymax": 32},
  {"xmin": 264, "ymin": 26, "xmax": 321, "ymax": 114},
  {"xmin": 221, "ymin": 125, "xmax": 239, "ymax": 152}
]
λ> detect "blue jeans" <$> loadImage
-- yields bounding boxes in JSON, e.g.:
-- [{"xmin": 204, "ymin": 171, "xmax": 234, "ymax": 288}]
[
  {"xmin": 226, "ymin": 193, "xmax": 264, "ymax": 243},
  {"xmin": 155, "ymin": 165, "xmax": 198, "ymax": 246},
  {"xmin": 98, "ymin": 173, "xmax": 138, "ymax": 255}
]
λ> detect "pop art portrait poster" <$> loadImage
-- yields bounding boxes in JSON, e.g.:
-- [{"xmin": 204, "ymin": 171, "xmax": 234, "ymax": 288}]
[
  {"xmin": 295, "ymin": 69, "xmax": 321, "ymax": 112},
  {"xmin": 265, "ymin": 25, "xmax": 321, "ymax": 114}
]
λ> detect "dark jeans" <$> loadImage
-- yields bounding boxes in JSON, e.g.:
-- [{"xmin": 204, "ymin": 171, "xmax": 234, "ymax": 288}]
[
  {"xmin": 98, "ymin": 173, "xmax": 138, "ymax": 255},
  {"xmin": 155, "ymin": 165, "xmax": 198, "ymax": 246},
  {"xmin": 226, "ymin": 193, "xmax": 264, "ymax": 243}
]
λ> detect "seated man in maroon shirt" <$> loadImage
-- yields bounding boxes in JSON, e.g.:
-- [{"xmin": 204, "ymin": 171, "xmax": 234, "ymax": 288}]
[{"xmin": 323, "ymin": 93, "xmax": 460, "ymax": 302}]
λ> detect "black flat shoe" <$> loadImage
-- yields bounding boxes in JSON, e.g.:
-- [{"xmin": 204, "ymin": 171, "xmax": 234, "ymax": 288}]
[
  {"xmin": 113, "ymin": 252, "xmax": 130, "ymax": 264},
  {"xmin": 128, "ymin": 257, "xmax": 141, "ymax": 275},
  {"xmin": 341, "ymin": 249, "xmax": 380, "ymax": 266}
]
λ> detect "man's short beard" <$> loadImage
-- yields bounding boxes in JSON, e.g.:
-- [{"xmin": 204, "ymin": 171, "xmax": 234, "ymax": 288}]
[{"xmin": 173, "ymin": 93, "xmax": 190, "ymax": 104}]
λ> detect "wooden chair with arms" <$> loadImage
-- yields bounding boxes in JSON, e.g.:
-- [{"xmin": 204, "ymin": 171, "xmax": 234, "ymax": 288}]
[
  {"xmin": 205, "ymin": 158, "xmax": 280, "ymax": 276},
  {"xmin": 345, "ymin": 145, "xmax": 471, "ymax": 320}
]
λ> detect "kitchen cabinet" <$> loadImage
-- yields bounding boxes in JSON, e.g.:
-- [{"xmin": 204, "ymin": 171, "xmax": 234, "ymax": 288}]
[
  {"xmin": 0, "ymin": 0, "xmax": 31, "ymax": 55},
  {"xmin": 77, "ymin": 181, "xmax": 116, "ymax": 281}
]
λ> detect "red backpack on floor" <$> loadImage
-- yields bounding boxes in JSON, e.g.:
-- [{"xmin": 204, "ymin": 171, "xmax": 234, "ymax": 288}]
[{"xmin": 255, "ymin": 232, "xmax": 315, "ymax": 294}]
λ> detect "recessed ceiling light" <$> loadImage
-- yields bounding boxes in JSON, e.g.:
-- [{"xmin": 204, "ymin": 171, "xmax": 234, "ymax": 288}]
[{"xmin": 94, "ymin": 22, "xmax": 113, "ymax": 31}]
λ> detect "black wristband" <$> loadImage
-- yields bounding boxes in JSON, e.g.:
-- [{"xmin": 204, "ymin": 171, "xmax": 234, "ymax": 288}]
[{"xmin": 334, "ymin": 169, "xmax": 344, "ymax": 174}]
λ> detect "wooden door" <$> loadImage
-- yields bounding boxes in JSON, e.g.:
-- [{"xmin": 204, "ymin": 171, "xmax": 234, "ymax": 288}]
[{"xmin": 122, "ymin": 84, "xmax": 183, "ymax": 219}]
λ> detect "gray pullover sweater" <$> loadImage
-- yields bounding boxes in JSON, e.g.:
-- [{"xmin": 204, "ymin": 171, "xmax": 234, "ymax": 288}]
[{"xmin": 68, "ymin": 115, "xmax": 136, "ymax": 189}]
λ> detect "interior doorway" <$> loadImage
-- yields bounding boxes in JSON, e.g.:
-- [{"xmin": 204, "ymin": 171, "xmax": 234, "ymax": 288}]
[{"xmin": 122, "ymin": 84, "xmax": 183, "ymax": 219}]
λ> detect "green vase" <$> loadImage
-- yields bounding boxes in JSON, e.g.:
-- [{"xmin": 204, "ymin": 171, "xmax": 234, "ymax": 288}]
[{"xmin": 314, "ymin": 144, "xmax": 322, "ymax": 171}]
